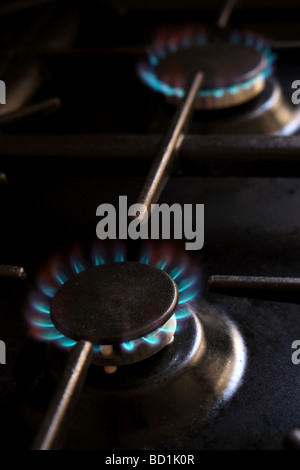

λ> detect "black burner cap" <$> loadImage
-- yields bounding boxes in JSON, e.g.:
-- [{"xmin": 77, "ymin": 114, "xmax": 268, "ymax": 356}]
[
  {"xmin": 156, "ymin": 43, "xmax": 266, "ymax": 90},
  {"xmin": 51, "ymin": 262, "xmax": 179, "ymax": 344}
]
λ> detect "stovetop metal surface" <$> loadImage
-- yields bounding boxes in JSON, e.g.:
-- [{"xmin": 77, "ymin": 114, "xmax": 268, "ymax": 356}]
[
  {"xmin": 1, "ymin": 175, "xmax": 300, "ymax": 450},
  {"xmin": 0, "ymin": 0, "xmax": 300, "ymax": 451}
]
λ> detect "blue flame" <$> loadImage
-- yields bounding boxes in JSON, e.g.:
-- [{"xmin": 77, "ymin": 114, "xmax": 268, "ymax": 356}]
[
  {"xmin": 138, "ymin": 246, "xmax": 200, "ymax": 308},
  {"xmin": 54, "ymin": 269, "xmax": 69, "ymax": 286},
  {"xmin": 139, "ymin": 252, "xmax": 150, "ymax": 264},
  {"xmin": 95, "ymin": 254, "xmax": 105, "ymax": 265},
  {"xmin": 71, "ymin": 254, "xmax": 86, "ymax": 274},
  {"xmin": 179, "ymin": 288, "xmax": 199, "ymax": 304},
  {"xmin": 196, "ymin": 36, "xmax": 206, "ymax": 46},
  {"xmin": 32, "ymin": 299, "xmax": 50, "ymax": 315},
  {"xmin": 39, "ymin": 283, "xmax": 57, "ymax": 298},
  {"xmin": 155, "ymin": 258, "xmax": 168, "ymax": 270},
  {"xmin": 120, "ymin": 310, "xmax": 178, "ymax": 352},
  {"xmin": 94, "ymin": 253, "xmax": 105, "ymax": 266},
  {"xmin": 150, "ymin": 54, "xmax": 159, "ymax": 67},
  {"xmin": 169, "ymin": 265, "xmax": 185, "ymax": 280},
  {"xmin": 27, "ymin": 242, "xmax": 200, "ymax": 353},
  {"xmin": 114, "ymin": 251, "xmax": 125, "ymax": 262},
  {"xmin": 56, "ymin": 336, "xmax": 77, "ymax": 348},
  {"xmin": 27, "ymin": 243, "xmax": 126, "ymax": 349},
  {"xmin": 121, "ymin": 341, "xmax": 136, "ymax": 351},
  {"xmin": 175, "ymin": 307, "xmax": 192, "ymax": 319},
  {"xmin": 137, "ymin": 28, "xmax": 275, "ymax": 101},
  {"xmin": 91, "ymin": 244, "xmax": 106, "ymax": 266},
  {"xmin": 137, "ymin": 245, "xmax": 200, "ymax": 338},
  {"xmin": 142, "ymin": 331, "xmax": 161, "ymax": 345},
  {"xmin": 158, "ymin": 324, "xmax": 175, "ymax": 333},
  {"xmin": 38, "ymin": 328, "xmax": 64, "ymax": 341},
  {"xmin": 177, "ymin": 276, "xmax": 196, "ymax": 292},
  {"xmin": 33, "ymin": 316, "xmax": 54, "ymax": 327}
]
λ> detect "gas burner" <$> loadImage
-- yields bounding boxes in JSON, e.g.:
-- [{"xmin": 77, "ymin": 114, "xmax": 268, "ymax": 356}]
[
  {"xmin": 25, "ymin": 242, "xmax": 201, "ymax": 368},
  {"xmin": 24, "ymin": 242, "xmax": 247, "ymax": 448},
  {"xmin": 51, "ymin": 262, "xmax": 178, "ymax": 367},
  {"xmin": 138, "ymin": 27, "xmax": 275, "ymax": 109},
  {"xmin": 51, "ymin": 262, "xmax": 178, "ymax": 343}
]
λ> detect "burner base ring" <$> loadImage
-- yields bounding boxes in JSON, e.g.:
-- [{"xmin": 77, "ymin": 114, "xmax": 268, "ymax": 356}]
[{"xmin": 43, "ymin": 300, "xmax": 247, "ymax": 449}]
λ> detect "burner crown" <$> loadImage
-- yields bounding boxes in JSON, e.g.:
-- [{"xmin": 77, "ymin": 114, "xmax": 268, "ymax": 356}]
[{"xmin": 51, "ymin": 261, "xmax": 179, "ymax": 344}]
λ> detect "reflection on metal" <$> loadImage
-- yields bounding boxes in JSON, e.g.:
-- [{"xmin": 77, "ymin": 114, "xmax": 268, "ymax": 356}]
[
  {"xmin": 136, "ymin": 71, "xmax": 203, "ymax": 214},
  {"xmin": 31, "ymin": 340, "xmax": 93, "ymax": 450},
  {"xmin": 215, "ymin": 319, "xmax": 247, "ymax": 402},
  {"xmin": 180, "ymin": 306, "xmax": 206, "ymax": 367},
  {"xmin": 284, "ymin": 428, "xmax": 300, "ymax": 450},
  {"xmin": 0, "ymin": 265, "xmax": 26, "ymax": 280},
  {"xmin": 185, "ymin": 300, "xmax": 247, "ymax": 404},
  {"xmin": 0, "ymin": 62, "xmax": 45, "ymax": 117},
  {"xmin": 202, "ymin": 79, "xmax": 300, "ymax": 136},
  {"xmin": 0, "ymin": 171, "xmax": 7, "ymax": 183}
]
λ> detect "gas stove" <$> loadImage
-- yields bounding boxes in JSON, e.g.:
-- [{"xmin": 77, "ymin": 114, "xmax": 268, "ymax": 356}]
[{"xmin": 1, "ymin": 0, "xmax": 300, "ymax": 452}]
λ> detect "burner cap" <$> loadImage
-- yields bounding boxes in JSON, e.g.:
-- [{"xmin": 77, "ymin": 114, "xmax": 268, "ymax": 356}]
[
  {"xmin": 157, "ymin": 43, "xmax": 265, "ymax": 93},
  {"xmin": 51, "ymin": 262, "xmax": 179, "ymax": 344}
]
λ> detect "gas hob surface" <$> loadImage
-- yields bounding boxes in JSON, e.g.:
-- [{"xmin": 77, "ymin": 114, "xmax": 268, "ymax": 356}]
[{"xmin": 0, "ymin": 0, "xmax": 300, "ymax": 451}]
